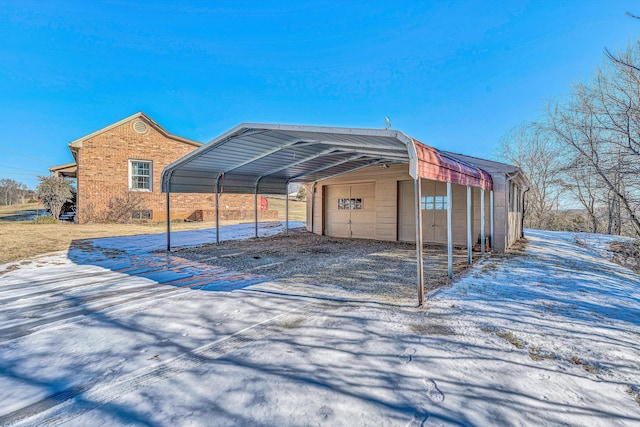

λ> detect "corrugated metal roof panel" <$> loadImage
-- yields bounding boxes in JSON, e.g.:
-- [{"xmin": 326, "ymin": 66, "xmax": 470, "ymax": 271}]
[{"xmin": 162, "ymin": 124, "xmax": 494, "ymax": 194}]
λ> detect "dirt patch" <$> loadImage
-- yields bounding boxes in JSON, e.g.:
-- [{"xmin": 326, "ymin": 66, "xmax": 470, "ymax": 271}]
[
  {"xmin": 409, "ymin": 322, "xmax": 456, "ymax": 336},
  {"xmin": 0, "ymin": 264, "xmax": 19, "ymax": 277},
  {"xmin": 625, "ymin": 385, "xmax": 640, "ymax": 406},
  {"xmin": 177, "ymin": 229, "xmax": 473, "ymax": 299},
  {"xmin": 483, "ymin": 327, "xmax": 525, "ymax": 349},
  {"xmin": 277, "ymin": 317, "xmax": 306, "ymax": 329},
  {"xmin": 528, "ymin": 346, "xmax": 556, "ymax": 362}
]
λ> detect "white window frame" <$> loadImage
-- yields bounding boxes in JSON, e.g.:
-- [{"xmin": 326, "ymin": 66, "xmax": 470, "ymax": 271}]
[
  {"xmin": 129, "ymin": 159, "xmax": 153, "ymax": 192},
  {"xmin": 421, "ymin": 195, "xmax": 447, "ymax": 210}
]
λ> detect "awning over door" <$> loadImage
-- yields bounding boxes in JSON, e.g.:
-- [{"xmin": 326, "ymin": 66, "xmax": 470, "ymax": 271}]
[{"xmin": 161, "ymin": 124, "xmax": 492, "ymax": 194}]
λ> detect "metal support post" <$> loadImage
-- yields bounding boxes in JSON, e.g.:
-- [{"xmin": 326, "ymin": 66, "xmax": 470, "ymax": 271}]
[
  {"xmin": 285, "ymin": 183, "xmax": 289, "ymax": 235},
  {"xmin": 215, "ymin": 181, "xmax": 220, "ymax": 244},
  {"xmin": 447, "ymin": 182, "xmax": 453, "ymax": 279},
  {"xmin": 310, "ymin": 184, "xmax": 315, "ymax": 233},
  {"xmin": 467, "ymin": 186, "xmax": 472, "ymax": 266},
  {"xmin": 414, "ymin": 178, "xmax": 425, "ymax": 306},
  {"xmin": 490, "ymin": 190, "xmax": 494, "ymax": 251},
  {"xmin": 254, "ymin": 189, "xmax": 259, "ymax": 238},
  {"xmin": 481, "ymin": 189, "xmax": 485, "ymax": 256},
  {"xmin": 166, "ymin": 191, "xmax": 171, "ymax": 251}
]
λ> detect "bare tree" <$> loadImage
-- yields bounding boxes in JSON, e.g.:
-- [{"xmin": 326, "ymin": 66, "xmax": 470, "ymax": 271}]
[
  {"xmin": 497, "ymin": 122, "xmax": 565, "ymax": 229},
  {"xmin": 545, "ymin": 43, "xmax": 640, "ymax": 237},
  {"xmin": 499, "ymin": 13, "xmax": 640, "ymax": 239},
  {"xmin": 561, "ymin": 156, "xmax": 599, "ymax": 233}
]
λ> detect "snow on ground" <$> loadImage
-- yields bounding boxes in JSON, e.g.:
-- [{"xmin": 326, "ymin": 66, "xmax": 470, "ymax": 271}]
[
  {"xmin": 89, "ymin": 220, "xmax": 306, "ymax": 253},
  {"xmin": 0, "ymin": 225, "xmax": 638, "ymax": 426}
]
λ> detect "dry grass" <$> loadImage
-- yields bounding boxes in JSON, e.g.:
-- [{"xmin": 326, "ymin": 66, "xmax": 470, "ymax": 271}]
[
  {"xmin": 569, "ymin": 356, "xmax": 603, "ymax": 374},
  {"xmin": 0, "ymin": 202, "xmax": 42, "ymax": 218},
  {"xmin": 265, "ymin": 196, "xmax": 307, "ymax": 221},
  {"xmin": 0, "ymin": 220, "xmax": 231, "ymax": 265},
  {"xmin": 528, "ymin": 346, "xmax": 557, "ymax": 362},
  {"xmin": 0, "ymin": 197, "xmax": 306, "ymax": 265}
]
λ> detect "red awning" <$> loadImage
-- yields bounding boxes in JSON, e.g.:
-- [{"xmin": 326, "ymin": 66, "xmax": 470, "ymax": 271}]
[{"xmin": 413, "ymin": 139, "xmax": 493, "ymax": 191}]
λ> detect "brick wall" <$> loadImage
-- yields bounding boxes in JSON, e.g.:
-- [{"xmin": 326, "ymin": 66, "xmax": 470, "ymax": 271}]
[{"xmin": 75, "ymin": 116, "xmax": 268, "ymax": 223}]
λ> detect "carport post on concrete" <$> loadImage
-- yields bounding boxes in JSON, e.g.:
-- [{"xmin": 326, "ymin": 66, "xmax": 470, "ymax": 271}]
[
  {"xmin": 160, "ymin": 123, "xmax": 493, "ymax": 306},
  {"xmin": 165, "ymin": 171, "xmax": 173, "ymax": 252}
]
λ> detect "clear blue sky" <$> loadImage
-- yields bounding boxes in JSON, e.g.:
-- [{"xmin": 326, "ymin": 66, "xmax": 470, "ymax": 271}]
[{"xmin": 1, "ymin": 0, "xmax": 638, "ymax": 188}]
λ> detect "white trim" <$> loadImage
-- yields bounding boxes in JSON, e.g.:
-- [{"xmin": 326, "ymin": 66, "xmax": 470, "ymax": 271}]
[{"xmin": 129, "ymin": 159, "xmax": 153, "ymax": 192}]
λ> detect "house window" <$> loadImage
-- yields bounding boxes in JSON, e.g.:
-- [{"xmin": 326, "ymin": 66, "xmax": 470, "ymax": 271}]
[
  {"xmin": 421, "ymin": 195, "xmax": 447, "ymax": 210},
  {"xmin": 337, "ymin": 198, "xmax": 363, "ymax": 210},
  {"xmin": 130, "ymin": 160, "xmax": 152, "ymax": 191},
  {"xmin": 131, "ymin": 210, "xmax": 152, "ymax": 220}
]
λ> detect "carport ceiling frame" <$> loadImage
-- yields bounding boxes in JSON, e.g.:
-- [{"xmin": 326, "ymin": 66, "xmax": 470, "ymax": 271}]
[{"xmin": 161, "ymin": 124, "xmax": 418, "ymax": 195}]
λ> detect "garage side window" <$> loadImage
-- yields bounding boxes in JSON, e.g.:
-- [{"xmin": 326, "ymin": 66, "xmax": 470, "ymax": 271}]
[
  {"xmin": 421, "ymin": 195, "xmax": 447, "ymax": 210},
  {"xmin": 129, "ymin": 160, "xmax": 152, "ymax": 191},
  {"xmin": 338, "ymin": 198, "xmax": 363, "ymax": 209}
]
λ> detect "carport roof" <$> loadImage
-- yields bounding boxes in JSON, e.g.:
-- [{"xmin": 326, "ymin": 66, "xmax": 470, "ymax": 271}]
[{"xmin": 161, "ymin": 123, "xmax": 492, "ymax": 194}]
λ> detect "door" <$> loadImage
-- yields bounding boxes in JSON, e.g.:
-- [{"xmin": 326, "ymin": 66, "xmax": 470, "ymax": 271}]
[
  {"xmin": 324, "ymin": 183, "xmax": 375, "ymax": 238},
  {"xmin": 398, "ymin": 180, "xmax": 416, "ymax": 242},
  {"xmin": 397, "ymin": 180, "xmax": 449, "ymax": 243}
]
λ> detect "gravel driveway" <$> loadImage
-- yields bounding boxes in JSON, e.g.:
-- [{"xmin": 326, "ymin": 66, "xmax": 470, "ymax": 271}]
[{"xmin": 177, "ymin": 228, "xmax": 475, "ymax": 301}]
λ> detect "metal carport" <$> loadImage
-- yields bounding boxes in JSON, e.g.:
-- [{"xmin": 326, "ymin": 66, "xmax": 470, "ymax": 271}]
[{"xmin": 161, "ymin": 124, "xmax": 493, "ymax": 305}]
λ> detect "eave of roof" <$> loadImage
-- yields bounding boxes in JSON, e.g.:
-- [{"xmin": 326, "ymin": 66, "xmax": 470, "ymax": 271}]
[
  {"xmin": 443, "ymin": 151, "xmax": 529, "ymax": 188},
  {"xmin": 49, "ymin": 162, "xmax": 77, "ymax": 172}
]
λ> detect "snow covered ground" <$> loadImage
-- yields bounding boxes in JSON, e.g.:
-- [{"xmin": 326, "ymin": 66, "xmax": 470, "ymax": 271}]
[{"xmin": 0, "ymin": 225, "xmax": 638, "ymax": 426}]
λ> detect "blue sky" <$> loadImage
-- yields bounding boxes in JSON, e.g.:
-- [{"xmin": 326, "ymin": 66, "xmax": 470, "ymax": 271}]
[{"xmin": 0, "ymin": 0, "xmax": 638, "ymax": 188}]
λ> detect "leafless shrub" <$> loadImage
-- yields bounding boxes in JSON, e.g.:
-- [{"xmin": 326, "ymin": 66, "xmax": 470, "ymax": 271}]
[{"xmin": 82, "ymin": 193, "xmax": 147, "ymax": 223}]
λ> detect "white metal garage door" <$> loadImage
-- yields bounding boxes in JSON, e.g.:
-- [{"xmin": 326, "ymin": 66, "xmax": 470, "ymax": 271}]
[{"xmin": 324, "ymin": 183, "xmax": 375, "ymax": 239}]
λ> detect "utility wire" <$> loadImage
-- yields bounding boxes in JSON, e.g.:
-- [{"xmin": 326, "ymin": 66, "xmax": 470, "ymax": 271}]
[
  {"xmin": 0, "ymin": 164, "xmax": 44, "ymax": 173},
  {"xmin": 0, "ymin": 147, "xmax": 51, "ymax": 165},
  {"xmin": 0, "ymin": 172, "xmax": 40, "ymax": 177}
]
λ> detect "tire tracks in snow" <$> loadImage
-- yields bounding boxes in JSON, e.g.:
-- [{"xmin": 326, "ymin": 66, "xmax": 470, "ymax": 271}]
[
  {"xmin": 0, "ymin": 259, "xmax": 262, "ymax": 343},
  {"xmin": 1, "ymin": 302, "xmax": 316, "ymax": 427},
  {"xmin": 0, "ymin": 275, "xmax": 213, "ymax": 343}
]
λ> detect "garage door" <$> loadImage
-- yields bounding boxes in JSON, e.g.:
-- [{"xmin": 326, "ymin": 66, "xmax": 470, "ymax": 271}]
[
  {"xmin": 324, "ymin": 183, "xmax": 375, "ymax": 239},
  {"xmin": 398, "ymin": 180, "xmax": 448, "ymax": 243}
]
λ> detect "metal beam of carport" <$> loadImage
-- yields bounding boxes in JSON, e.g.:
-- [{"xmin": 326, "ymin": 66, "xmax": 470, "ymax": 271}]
[{"xmin": 161, "ymin": 123, "xmax": 493, "ymax": 306}]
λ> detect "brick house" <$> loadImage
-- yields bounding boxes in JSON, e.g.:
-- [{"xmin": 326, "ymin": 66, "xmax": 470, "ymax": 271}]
[{"xmin": 49, "ymin": 112, "xmax": 277, "ymax": 223}]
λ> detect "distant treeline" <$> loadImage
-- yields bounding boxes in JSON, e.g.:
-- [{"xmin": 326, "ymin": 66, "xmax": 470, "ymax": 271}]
[{"xmin": 0, "ymin": 178, "xmax": 35, "ymax": 206}]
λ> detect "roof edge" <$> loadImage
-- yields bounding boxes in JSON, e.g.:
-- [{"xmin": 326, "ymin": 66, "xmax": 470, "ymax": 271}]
[
  {"xmin": 68, "ymin": 112, "xmax": 203, "ymax": 150},
  {"xmin": 233, "ymin": 122, "xmax": 406, "ymax": 139}
]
